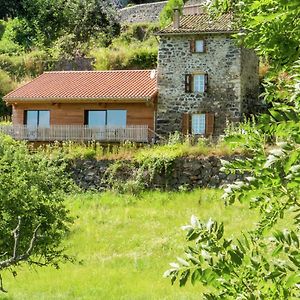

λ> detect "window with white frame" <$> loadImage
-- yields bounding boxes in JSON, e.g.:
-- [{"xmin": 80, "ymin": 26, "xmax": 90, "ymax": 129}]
[
  {"xmin": 192, "ymin": 114, "xmax": 206, "ymax": 135},
  {"xmin": 195, "ymin": 40, "xmax": 204, "ymax": 52},
  {"xmin": 193, "ymin": 74, "xmax": 205, "ymax": 93}
]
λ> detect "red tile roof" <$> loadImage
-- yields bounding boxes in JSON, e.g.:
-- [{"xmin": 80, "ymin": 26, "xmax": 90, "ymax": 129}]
[
  {"xmin": 5, "ymin": 70, "xmax": 157, "ymax": 103},
  {"xmin": 157, "ymin": 13, "xmax": 234, "ymax": 35}
]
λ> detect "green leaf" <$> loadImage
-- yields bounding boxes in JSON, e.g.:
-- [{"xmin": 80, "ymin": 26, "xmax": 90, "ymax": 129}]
[
  {"xmin": 272, "ymin": 244, "xmax": 283, "ymax": 256},
  {"xmin": 191, "ymin": 269, "xmax": 201, "ymax": 285},
  {"xmin": 179, "ymin": 270, "xmax": 190, "ymax": 287},
  {"xmin": 216, "ymin": 223, "xmax": 224, "ymax": 240},
  {"xmin": 285, "ymin": 273, "xmax": 300, "ymax": 288},
  {"xmin": 228, "ymin": 250, "xmax": 243, "ymax": 265}
]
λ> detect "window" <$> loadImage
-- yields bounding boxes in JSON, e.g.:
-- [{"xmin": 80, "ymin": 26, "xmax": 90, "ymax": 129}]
[
  {"xmin": 182, "ymin": 112, "xmax": 215, "ymax": 136},
  {"xmin": 190, "ymin": 39, "xmax": 206, "ymax": 53},
  {"xmin": 85, "ymin": 110, "xmax": 127, "ymax": 127},
  {"xmin": 195, "ymin": 40, "xmax": 204, "ymax": 52},
  {"xmin": 87, "ymin": 111, "xmax": 106, "ymax": 127},
  {"xmin": 25, "ymin": 110, "xmax": 50, "ymax": 127},
  {"xmin": 185, "ymin": 74, "xmax": 208, "ymax": 93},
  {"xmin": 107, "ymin": 110, "xmax": 127, "ymax": 127},
  {"xmin": 192, "ymin": 114, "xmax": 206, "ymax": 135},
  {"xmin": 193, "ymin": 74, "xmax": 205, "ymax": 93}
]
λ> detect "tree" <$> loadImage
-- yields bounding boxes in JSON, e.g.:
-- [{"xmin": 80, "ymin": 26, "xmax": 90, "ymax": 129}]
[
  {"xmin": 208, "ymin": 0, "xmax": 300, "ymax": 70},
  {"xmin": 159, "ymin": 0, "xmax": 185, "ymax": 28},
  {"xmin": 64, "ymin": 0, "xmax": 120, "ymax": 45},
  {"xmin": 0, "ymin": 135, "xmax": 74, "ymax": 292},
  {"xmin": 0, "ymin": 70, "xmax": 15, "ymax": 116},
  {"xmin": 0, "ymin": 0, "xmax": 120, "ymax": 52},
  {"xmin": 0, "ymin": 0, "xmax": 23, "ymax": 19},
  {"xmin": 164, "ymin": 64, "xmax": 300, "ymax": 298},
  {"xmin": 164, "ymin": 0, "xmax": 300, "ymax": 297}
]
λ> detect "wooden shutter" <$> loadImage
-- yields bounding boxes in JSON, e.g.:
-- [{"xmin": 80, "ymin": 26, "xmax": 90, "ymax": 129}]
[
  {"xmin": 204, "ymin": 73, "xmax": 208, "ymax": 92},
  {"xmin": 182, "ymin": 113, "xmax": 191, "ymax": 135},
  {"xmin": 185, "ymin": 74, "xmax": 192, "ymax": 93},
  {"xmin": 205, "ymin": 112, "xmax": 214, "ymax": 136},
  {"xmin": 190, "ymin": 39, "xmax": 196, "ymax": 53}
]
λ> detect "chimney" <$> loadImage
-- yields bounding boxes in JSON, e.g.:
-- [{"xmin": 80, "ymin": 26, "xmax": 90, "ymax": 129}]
[{"xmin": 173, "ymin": 8, "xmax": 180, "ymax": 29}]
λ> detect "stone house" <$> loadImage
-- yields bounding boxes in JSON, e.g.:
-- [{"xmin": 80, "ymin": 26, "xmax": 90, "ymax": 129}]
[{"xmin": 156, "ymin": 10, "xmax": 259, "ymax": 136}]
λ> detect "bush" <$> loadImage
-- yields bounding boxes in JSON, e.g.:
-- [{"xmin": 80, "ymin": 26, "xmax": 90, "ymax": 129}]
[
  {"xmin": 0, "ymin": 51, "xmax": 49, "ymax": 80},
  {"xmin": 159, "ymin": 0, "xmax": 184, "ymax": 28},
  {"xmin": 90, "ymin": 23, "xmax": 159, "ymax": 70}
]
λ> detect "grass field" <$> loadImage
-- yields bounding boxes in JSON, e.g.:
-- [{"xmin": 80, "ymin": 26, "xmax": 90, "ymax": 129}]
[{"xmin": 0, "ymin": 189, "xmax": 258, "ymax": 300}]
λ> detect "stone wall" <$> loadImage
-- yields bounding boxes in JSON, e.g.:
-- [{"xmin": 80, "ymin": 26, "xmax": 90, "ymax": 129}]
[
  {"xmin": 156, "ymin": 34, "xmax": 243, "ymax": 136},
  {"xmin": 119, "ymin": 1, "xmax": 167, "ymax": 24},
  {"xmin": 69, "ymin": 156, "xmax": 243, "ymax": 191}
]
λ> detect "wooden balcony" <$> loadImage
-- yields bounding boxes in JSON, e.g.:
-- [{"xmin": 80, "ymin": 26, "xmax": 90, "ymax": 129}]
[{"xmin": 0, "ymin": 125, "xmax": 149, "ymax": 143}]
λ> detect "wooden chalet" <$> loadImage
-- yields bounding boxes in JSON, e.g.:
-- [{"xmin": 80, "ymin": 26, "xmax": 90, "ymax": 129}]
[{"xmin": 2, "ymin": 70, "xmax": 157, "ymax": 142}]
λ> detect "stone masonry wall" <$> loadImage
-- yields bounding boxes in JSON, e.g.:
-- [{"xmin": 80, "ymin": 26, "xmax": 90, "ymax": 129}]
[
  {"xmin": 119, "ymin": 1, "xmax": 167, "ymax": 24},
  {"xmin": 156, "ymin": 34, "xmax": 243, "ymax": 136},
  {"xmin": 69, "ymin": 156, "xmax": 243, "ymax": 191}
]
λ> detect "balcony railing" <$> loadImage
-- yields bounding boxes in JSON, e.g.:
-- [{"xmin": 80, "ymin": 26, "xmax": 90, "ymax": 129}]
[{"xmin": 0, "ymin": 125, "xmax": 149, "ymax": 142}]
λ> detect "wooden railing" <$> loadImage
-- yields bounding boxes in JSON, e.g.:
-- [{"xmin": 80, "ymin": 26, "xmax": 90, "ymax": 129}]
[{"xmin": 0, "ymin": 125, "xmax": 149, "ymax": 142}]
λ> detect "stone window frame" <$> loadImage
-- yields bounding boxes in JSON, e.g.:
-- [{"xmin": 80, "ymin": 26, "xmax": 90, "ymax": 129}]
[
  {"xmin": 190, "ymin": 38, "xmax": 206, "ymax": 53},
  {"xmin": 185, "ymin": 72, "xmax": 208, "ymax": 93}
]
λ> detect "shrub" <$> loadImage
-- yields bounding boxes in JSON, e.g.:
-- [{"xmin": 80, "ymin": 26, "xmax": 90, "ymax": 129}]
[{"xmin": 90, "ymin": 23, "xmax": 159, "ymax": 70}]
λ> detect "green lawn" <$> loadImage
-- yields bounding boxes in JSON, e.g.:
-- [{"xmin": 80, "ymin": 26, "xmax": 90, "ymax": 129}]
[{"xmin": 1, "ymin": 189, "xmax": 258, "ymax": 300}]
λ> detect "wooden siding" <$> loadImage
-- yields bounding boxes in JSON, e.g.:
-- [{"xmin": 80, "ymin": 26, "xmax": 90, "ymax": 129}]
[{"xmin": 12, "ymin": 102, "xmax": 155, "ymax": 131}]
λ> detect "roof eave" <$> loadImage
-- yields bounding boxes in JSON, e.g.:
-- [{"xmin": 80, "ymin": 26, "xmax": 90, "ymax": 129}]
[
  {"xmin": 155, "ymin": 30, "xmax": 237, "ymax": 36},
  {"xmin": 5, "ymin": 95, "xmax": 156, "ymax": 104}
]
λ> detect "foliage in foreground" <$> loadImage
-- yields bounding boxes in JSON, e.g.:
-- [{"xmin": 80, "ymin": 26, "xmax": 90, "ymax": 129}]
[
  {"xmin": 165, "ymin": 69, "xmax": 300, "ymax": 298},
  {"xmin": 0, "ymin": 135, "xmax": 74, "ymax": 292},
  {"xmin": 164, "ymin": 0, "xmax": 300, "ymax": 296}
]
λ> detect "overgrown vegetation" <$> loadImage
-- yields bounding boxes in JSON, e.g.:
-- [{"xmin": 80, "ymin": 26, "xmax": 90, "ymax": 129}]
[
  {"xmin": 40, "ymin": 133, "xmax": 243, "ymax": 161},
  {"xmin": 90, "ymin": 23, "xmax": 158, "ymax": 70}
]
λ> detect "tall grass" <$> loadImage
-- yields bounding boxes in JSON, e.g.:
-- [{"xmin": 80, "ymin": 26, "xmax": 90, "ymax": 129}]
[
  {"xmin": 0, "ymin": 190, "xmax": 258, "ymax": 299},
  {"xmin": 38, "ymin": 134, "xmax": 244, "ymax": 161}
]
